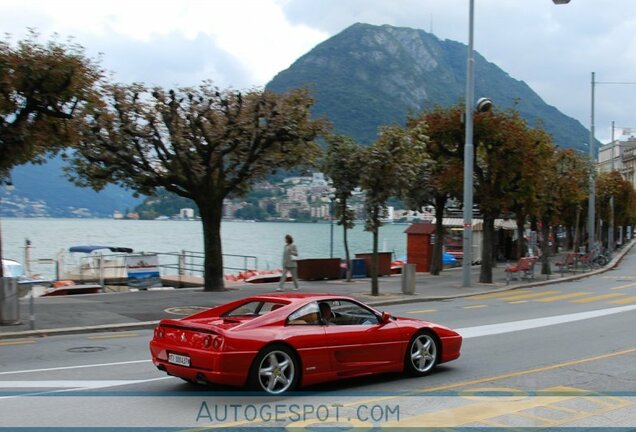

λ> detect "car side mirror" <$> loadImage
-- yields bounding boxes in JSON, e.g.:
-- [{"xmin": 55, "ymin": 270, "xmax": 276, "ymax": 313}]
[{"xmin": 380, "ymin": 312, "xmax": 391, "ymax": 324}]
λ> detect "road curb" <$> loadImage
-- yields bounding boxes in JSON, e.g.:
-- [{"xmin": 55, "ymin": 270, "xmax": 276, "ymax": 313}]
[{"xmin": 0, "ymin": 321, "xmax": 159, "ymax": 340}]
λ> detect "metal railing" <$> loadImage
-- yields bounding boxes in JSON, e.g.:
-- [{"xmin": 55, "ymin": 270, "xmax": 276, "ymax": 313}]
[{"xmin": 57, "ymin": 250, "xmax": 258, "ymax": 284}]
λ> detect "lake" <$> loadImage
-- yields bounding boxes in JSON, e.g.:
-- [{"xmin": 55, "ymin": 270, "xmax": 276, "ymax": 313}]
[{"xmin": 1, "ymin": 218, "xmax": 409, "ymax": 278}]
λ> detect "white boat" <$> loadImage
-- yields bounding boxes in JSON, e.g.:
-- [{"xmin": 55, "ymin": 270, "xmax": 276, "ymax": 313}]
[{"xmin": 58, "ymin": 245, "xmax": 134, "ymax": 283}]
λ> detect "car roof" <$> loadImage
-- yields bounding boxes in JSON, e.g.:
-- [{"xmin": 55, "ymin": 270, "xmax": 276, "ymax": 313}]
[{"xmin": 241, "ymin": 293, "xmax": 356, "ymax": 304}]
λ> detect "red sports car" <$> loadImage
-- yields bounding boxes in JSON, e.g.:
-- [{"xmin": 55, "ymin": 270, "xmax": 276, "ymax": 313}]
[{"xmin": 149, "ymin": 293, "xmax": 462, "ymax": 394}]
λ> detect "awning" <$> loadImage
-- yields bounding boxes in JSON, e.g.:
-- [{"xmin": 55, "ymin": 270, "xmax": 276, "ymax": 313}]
[{"xmin": 69, "ymin": 245, "xmax": 134, "ymax": 254}]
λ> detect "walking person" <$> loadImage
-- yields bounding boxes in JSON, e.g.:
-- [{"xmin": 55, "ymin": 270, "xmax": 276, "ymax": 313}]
[{"xmin": 278, "ymin": 234, "xmax": 299, "ymax": 291}]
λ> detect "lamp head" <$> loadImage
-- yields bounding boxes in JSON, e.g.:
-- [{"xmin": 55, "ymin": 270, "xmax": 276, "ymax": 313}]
[{"xmin": 475, "ymin": 97, "xmax": 493, "ymax": 113}]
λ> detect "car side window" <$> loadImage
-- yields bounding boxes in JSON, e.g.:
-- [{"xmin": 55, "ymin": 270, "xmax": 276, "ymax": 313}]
[
  {"xmin": 287, "ymin": 302, "xmax": 320, "ymax": 325},
  {"xmin": 330, "ymin": 300, "xmax": 380, "ymax": 326}
]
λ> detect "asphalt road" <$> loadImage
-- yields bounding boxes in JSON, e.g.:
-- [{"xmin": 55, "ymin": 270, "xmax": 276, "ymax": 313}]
[{"xmin": 1, "ymin": 258, "xmax": 635, "ymax": 429}]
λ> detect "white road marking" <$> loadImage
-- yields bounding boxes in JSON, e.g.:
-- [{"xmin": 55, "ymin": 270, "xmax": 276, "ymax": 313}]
[
  {"xmin": 0, "ymin": 359, "xmax": 150, "ymax": 375},
  {"xmin": 0, "ymin": 380, "xmax": 150, "ymax": 388},
  {"xmin": 0, "ymin": 376, "xmax": 173, "ymax": 399},
  {"xmin": 457, "ymin": 304, "xmax": 636, "ymax": 338}
]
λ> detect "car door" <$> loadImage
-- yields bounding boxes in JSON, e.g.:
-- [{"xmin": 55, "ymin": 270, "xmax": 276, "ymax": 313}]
[
  {"xmin": 321, "ymin": 300, "xmax": 404, "ymax": 375},
  {"xmin": 284, "ymin": 302, "xmax": 330, "ymax": 379}
]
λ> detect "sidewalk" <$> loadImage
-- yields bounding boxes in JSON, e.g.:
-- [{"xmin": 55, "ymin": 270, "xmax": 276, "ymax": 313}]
[{"xmin": 1, "ymin": 243, "xmax": 633, "ymax": 340}]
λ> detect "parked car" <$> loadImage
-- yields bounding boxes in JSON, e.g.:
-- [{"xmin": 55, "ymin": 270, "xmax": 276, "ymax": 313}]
[{"xmin": 150, "ymin": 293, "xmax": 462, "ymax": 394}]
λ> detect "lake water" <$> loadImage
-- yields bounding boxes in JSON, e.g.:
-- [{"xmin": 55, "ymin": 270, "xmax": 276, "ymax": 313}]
[{"xmin": 1, "ymin": 218, "xmax": 408, "ymax": 278}]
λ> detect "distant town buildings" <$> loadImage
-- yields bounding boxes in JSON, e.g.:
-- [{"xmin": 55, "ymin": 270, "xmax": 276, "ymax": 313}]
[{"xmin": 599, "ymin": 136, "xmax": 636, "ymax": 190}]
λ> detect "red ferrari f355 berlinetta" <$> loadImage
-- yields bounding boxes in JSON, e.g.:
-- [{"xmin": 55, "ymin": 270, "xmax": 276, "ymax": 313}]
[{"xmin": 150, "ymin": 293, "xmax": 462, "ymax": 394}]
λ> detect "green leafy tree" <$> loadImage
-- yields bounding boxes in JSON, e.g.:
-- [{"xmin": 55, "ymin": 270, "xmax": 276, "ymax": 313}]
[
  {"xmin": 613, "ymin": 176, "xmax": 636, "ymax": 230},
  {"xmin": 523, "ymin": 127, "xmax": 558, "ymax": 274},
  {"xmin": 322, "ymin": 134, "xmax": 364, "ymax": 281},
  {"xmin": 552, "ymin": 149, "xmax": 591, "ymax": 250},
  {"xmin": 596, "ymin": 170, "xmax": 627, "ymax": 246},
  {"xmin": 360, "ymin": 126, "xmax": 426, "ymax": 295},
  {"xmin": 0, "ymin": 32, "xmax": 102, "ymax": 277},
  {"xmin": 473, "ymin": 109, "xmax": 532, "ymax": 283},
  {"xmin": 68, "ymin": 83, "xmax": 325, "ymax": 291},
  {"xmin": 405, "ymin": 105, "xmax": 463, "ymax": 275}
]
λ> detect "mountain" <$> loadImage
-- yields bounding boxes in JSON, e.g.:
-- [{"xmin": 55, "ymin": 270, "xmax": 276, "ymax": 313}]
[
  {"xmin": 1, "ymin": 156, "xmax": 141, "ymax": 218},
  {"xmin": 3, "ymin": 23, "xmax": 593, "ymax": 218},
  {"xmin": 267, "ymin": 23, "xmax": 593, "ymax": 151}
]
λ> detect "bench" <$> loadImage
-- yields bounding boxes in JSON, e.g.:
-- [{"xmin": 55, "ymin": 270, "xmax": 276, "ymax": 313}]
[
  {"xmin": 555, "ymin": 252, "xmax": 577, "ymax": 274},
  {"xmin": 505, "ymin": 257, "xmax": 538, "ymax": 284},
  {"xmin": 578, "ymin": 251, "xmax": 596, "ymax": 271}
]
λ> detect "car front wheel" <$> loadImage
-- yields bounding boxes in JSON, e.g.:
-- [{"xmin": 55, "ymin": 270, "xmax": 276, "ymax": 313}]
[
  {"xmin": 404, "ymin": 331, "xmax": 439, "ymax": 376},
  {"xmin": 250, "ymin": 345, "xmax": 299, "ymax": 394}
]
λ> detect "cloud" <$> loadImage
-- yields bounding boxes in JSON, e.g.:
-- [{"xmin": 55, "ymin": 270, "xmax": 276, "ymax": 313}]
[{"xmin": 3, "ymin": 0, "xmax": 636, "ymax": 142}]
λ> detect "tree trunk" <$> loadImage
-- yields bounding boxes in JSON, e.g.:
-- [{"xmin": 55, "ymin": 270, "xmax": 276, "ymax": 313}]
[
  {"xmin": 343, "ymin": 221, "xmax": 351, "ymax": 282},
  {"xmin": 516, "ymin": 219, "xmax": 525, "ymax": 260},
  {"xmin": 197, "ymin": 196, "xmax": 225, "ymax": 291},
  {"xmin": 573, "ymin": 206, "xmax": 581, "ymax": 251},
  {"xmin": 541, "ymin": 217, "xmax": 552, "ymax": 275},
  {"xmin": 479, "ymin": 213, "xmax": 495, "ymax": 283},
  {"xmin": 430, "ymin": 194, "xmax": 446, "ymax": 275},
  {"xmin": 371, "ymin": 226, "xmax": 379, "ymax": 296}
]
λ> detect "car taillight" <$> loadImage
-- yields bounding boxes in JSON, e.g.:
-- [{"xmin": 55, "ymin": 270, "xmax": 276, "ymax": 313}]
[
  {"xmin": 154, "ymin": 326, "xmax": 164, "ymax": 339},
  {"xmin": 212, "ymin": 337, "xmax": 222, "ymax": 349},
  {"xmin": 203, "ymin": 335, "xmax": 212, "ymax": 348}
]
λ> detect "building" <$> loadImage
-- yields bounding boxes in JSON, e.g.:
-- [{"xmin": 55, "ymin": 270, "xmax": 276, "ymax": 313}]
[{"xmin": 598, "ymin": 137, "xmax": 636, "ymax": 190}]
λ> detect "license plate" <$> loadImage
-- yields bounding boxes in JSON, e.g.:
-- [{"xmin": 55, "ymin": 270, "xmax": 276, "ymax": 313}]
[{"xmin": 168, "ymin": 353, "xmax": 191, "ymax": 367}]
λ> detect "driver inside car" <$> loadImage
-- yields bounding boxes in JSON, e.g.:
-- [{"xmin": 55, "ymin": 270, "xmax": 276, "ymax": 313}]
[{"xmin": 319, "ymin": 302, "xmax": 334, "ymax": 325}]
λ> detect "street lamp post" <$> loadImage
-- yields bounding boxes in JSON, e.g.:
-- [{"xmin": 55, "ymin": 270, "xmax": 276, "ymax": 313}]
[
  {"xmin": 462, "ymin": 0, "xmax": 476, "ymax": 288},
  {"xmin": 588, "ymin": 76, "xmax": 636, "ymax": 251},
  {"xmin": 589, "ymin": 72, "xmax": 596, "ymax": 250},
  {"xmin": 462, "ymin": 0, "xmax": 570, "ymax": 287},
  {"xmin": 329, "ymin": 194, "xmax": 335, "ymax": 258},
  {"xmin": 0, "ymin": 178, "xmax": 15, "ymax": 278}
]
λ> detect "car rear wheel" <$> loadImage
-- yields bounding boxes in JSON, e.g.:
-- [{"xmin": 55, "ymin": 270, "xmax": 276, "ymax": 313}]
[
  {"xmin": 404, "ymin": 331, "xmax": 439, "ymax": 376},
  {"xmin": 250, "ymin": 345, "xmax": 299, "ymax": 394}
]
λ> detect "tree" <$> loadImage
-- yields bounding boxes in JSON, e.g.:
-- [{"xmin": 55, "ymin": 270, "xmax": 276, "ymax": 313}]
[
  {"xmin": 473, "ymin": 109, "xmax": 533, "ymax": 283},
  {"xmin": 523, "ymin": 127, "xmax": 558, "ymax": 274},
  {"xmin": 0, "ymin": 31, "xmax": 103, "ymax": 176},
  {"xmin": 359, "ymin": 126, "xmax": 426, "ymax": 295},
  {"xmin": 552, "ymin": 149, "xmax": 591, "ymax": 250},
  {"xmin": 0, "ymin": 32, "xmax": 102, "ymax": 277},
  {"xmin": 322, "ymin": 134, "xmax": 364, "ymax": 281},
  {"xmin": 68, "ymin": 83, "xmax": 325, "ymax": 291},
  {"xmin": 596, "ymin": 170, "xmax": 628, "ymax": 246},
  {"xmin": 405, "ymin": 105, "xmax": 463, "ymax": 275}
]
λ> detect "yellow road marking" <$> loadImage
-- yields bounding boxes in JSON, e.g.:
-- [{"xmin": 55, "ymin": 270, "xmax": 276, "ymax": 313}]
[
  {"xmin": 198, "ymin": 347, "xmax": 636, "ymax": 429},
  {"xmin": 87, "ymin": 333, "xmax": 139, "ymax": 340},
  {"xmin": 384, "ymin": 386, "xmax": 618, "ymax": 427},
  {"xmin": 610, "ymin": 296, "xmax": 636, "ymax": 305},
  {"xmin": 412, "ymin": 347, "xmax": 636, "ymax": 395},
  {"xmin": 406, "ymin": 309, "xmax": 438, "ymax": 314},
  {"xmin": 611, "ymin": 281, "xmax": 636, "ymax": 290},
  {"xmin": 498, "ymin": 291, "xmax": 560, "ymax": 301},
  {"xmin": 535, "ymin": 292, "xmax": 589, "ymax": 302},
  {"xmin": 570, "ymin": 293, "xmax": 625, "ymax": 303},
  {"xmin": 468, "ymin": 290, "xmax": 530, "ymax": 300},
  {"xmin": 462, "ymin": 304, "xmax": 488, "ymax": 309},
  {"xmin": 0, "ymin": 340, "xmax": 36, "ymax": 347},
  {"xmin": 508, "ymin": 300, "xmax": 528, "ymax": 304}
]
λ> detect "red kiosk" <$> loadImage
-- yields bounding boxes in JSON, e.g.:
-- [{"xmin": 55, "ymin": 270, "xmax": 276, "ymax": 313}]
[{"xmin": 405, "ymin": 223, "xmax": 436, "ymax": 272}]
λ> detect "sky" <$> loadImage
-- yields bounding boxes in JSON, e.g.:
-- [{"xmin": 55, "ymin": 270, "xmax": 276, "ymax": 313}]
[{"xmin": 2, "ymin": 0, "xmax": 636, "ymax": 144}]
